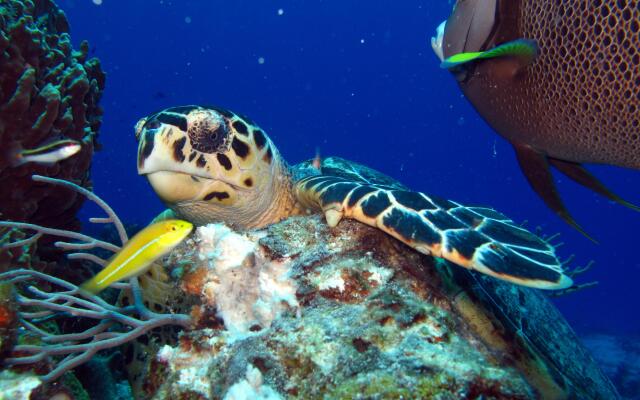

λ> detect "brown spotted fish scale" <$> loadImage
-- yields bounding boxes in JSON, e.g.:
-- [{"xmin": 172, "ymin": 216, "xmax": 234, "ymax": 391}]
[{"xmin": 516, "ymin": 1, "xmax": 640, "ymax": 166}]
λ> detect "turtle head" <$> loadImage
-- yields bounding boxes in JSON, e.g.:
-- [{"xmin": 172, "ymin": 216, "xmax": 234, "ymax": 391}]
[{"xmin": 135, "ymin": 105, "xmax": 297, "ymax": 228}]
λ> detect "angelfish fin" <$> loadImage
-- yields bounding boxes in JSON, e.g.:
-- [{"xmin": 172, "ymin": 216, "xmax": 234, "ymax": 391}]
[
  {"xmin": 548, "ymin": 158, "xmax": 640, "ymax": 212},
  {"xmin": 513, "ymin": 144, "xmax": 597, "ymax": 242},
  {"xmin": 441, "ymin": 39, "xmax": 538, "ymax": 69}
]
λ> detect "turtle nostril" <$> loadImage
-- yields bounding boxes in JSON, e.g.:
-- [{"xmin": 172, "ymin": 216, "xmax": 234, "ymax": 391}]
[{"xmin": 145, "ymin": 120, "xmax": 161, "ymax": 130}]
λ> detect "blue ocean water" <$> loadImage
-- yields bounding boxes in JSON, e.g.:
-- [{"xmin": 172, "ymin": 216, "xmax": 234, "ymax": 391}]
[{"xmin": 58, "ymin": 0, "xmax": 640, "ymax": 337}]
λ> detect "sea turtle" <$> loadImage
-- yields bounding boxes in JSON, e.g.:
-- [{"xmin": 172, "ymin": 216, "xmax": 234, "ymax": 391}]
[
  {"xmin": 133, "ymin": 105, "xmax": 618, "ymax": 398},
  {"xmin": 135, "ymin": 105, "xmax": 571, "ymax": 290}
]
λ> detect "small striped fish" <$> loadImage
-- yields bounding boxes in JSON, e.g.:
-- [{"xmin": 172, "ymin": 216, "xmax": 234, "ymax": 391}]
[{"xmin": 10, "ymin": 139, "xmax": 81, "ymax": 167}]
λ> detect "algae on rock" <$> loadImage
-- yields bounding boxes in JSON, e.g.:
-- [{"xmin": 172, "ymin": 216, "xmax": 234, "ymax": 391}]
[{"xmin": 133, "ymin": 216, "xmax": 546, "ymax": 399}]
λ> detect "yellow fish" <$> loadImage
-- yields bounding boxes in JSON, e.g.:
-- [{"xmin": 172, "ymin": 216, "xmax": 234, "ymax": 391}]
[{"xmin": 80, "ymin": 219, "xmax": 193, "ymax": 294}]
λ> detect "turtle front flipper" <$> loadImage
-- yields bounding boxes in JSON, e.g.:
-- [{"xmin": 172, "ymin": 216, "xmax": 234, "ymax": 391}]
[{"xmin": 296, "ymin": 175, "xmax": 573, "ymax": 290}]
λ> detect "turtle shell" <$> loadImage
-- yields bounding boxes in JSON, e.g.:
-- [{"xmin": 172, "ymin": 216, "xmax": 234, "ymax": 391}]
[{"xmin": 292, "ymin": 156, "xmax": 408, "ymax": 191}]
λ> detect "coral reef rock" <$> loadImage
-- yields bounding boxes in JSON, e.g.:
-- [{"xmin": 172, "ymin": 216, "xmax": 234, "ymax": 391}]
[
  {"xmin": 0, "ymin": 282, "xmax": 16, "ymax": 363},
  {"xmin": 135, "ymin": 215, "xmax": 598, "ymax": 399},
  {"xmin": 0, "ymin": 0, "xmax": 105, "ymax": 231},
  {"xmin": 0, "ymin": 371, "xmax": 41, "ymax": 400},
  {"xmin": 0, "ymin": 227, "xmax": 38, "ymax": 272}
]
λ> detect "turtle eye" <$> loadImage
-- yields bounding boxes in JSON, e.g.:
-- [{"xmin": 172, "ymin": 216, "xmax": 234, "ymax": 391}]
[{"xmin": 187, "ymin": 110, "xmax": 229, "ymax": 153}]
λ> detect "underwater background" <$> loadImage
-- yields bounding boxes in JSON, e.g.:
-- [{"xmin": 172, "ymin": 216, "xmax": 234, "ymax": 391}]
[{"xmin": 56, "ymin": 0, "xmax": 640, "ymax": 340}]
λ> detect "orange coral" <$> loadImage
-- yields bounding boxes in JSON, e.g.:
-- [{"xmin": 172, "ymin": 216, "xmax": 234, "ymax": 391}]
[
  {"xmin": 0, "ymin": 304, "xmax": 14, "ymax": 328},
  {"xmin": 181, "ymin": 266, "xmax": 208, "ymax": 296}
]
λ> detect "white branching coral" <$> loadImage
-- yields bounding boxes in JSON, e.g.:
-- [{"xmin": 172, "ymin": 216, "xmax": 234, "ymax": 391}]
[
  {"xmin": 193, "ymin": 224, "xmax": 299, "ymax": 336},
  {"xmin": 223, "ymin": 364, "xmax": 282, "ymax": 400}
]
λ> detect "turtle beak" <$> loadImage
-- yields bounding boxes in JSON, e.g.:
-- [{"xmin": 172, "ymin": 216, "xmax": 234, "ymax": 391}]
[
  {"xmin": 145, "ymin": 171, "xmax": 212, "ymax": 204},
  {"xmin": 136, "ymin": 126, "xmax": 215, "ymax": 179}
]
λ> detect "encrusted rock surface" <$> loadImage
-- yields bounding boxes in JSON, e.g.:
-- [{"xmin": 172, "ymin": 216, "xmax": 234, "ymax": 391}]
[
  {"xmin": 135, "ymin": 216, "xmax": 542, "ymax": 399},
  {"xmin": 0, "ymin": 227, "xmax": 38, "ymax": 272},
  {"xmin": 0, "ymin": 371, "xmax": 41, "ymax": 400},
  {"xmin": 0, "ymin": 0, "xmax": 105, "ymax": 231},
  {"xmin": 0, "ymin": 282, "xmax": 16, "ymax": 364}
]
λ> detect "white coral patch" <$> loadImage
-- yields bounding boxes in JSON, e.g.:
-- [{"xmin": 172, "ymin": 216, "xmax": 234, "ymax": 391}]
[
  {"xmin": 317, "ymin": 270, "xmax": 346, "ymax": 292},
  {"xmin": 195, "ymin": 224, "xmax": 299, "ymax": 337},
  {"xmin": 157, "ymin": 344, "xmax": 214, "ymax": 398},
  {"xmin": 365, "ymin": 265, "xmax": 393, "ymax": 285},
  {"xmin": 0, "ymin": 371, "xmax": 41, "ymax": 400},
  {"xmin": 223, "ymin": 364, "xmax": 283, "ymax": 400},
  {"xmin": 197, "ymin": 224, "xmax": 255, "ymax": 266},
  {"xmin": 312, "ymin": 258, "xmax": 393, "ymax": 293}
]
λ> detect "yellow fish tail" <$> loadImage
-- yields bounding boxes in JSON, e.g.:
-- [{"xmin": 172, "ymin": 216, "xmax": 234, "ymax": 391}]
[{"xmin": 80, "ymin": 277, "xmax": 104, "ymax": 294}]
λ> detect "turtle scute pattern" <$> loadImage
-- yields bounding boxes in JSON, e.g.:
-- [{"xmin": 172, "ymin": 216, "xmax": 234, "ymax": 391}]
[
  {"xmin": 519, "ymin": 0, "xmax": 640, "ymax": 166},
  {"xmin": 296, "ymin": 170, "xmax": 570, "ymax": 289}
]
